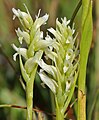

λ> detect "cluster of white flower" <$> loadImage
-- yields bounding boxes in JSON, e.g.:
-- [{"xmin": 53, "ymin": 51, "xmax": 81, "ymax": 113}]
[
  {"xmin": 12, "ymin": 5, "xmax": 79, "ymax": 118},
  {"xmin": 12, "ymin": 5, "xmax": 56, "ymax": 83},
  {"xmin": 37, "ymin": 16, "xmax": 79, "ymax": 116},
  {"xmin": 38, "ymin": 17, "xmax": 79, "ymax": 93}
]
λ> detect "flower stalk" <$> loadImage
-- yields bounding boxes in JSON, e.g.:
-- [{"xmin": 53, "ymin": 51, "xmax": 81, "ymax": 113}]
[
  {"xmin": 12, "ymin": 5, "xmax": 50, "ymax": 120},
  {"xmin": 38, "ymin": 18, "xmax": 79, "ymax": 119}
]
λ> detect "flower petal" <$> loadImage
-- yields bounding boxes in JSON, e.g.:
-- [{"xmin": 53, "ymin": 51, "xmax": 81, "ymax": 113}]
[
  {"xmin": 61, "ymin": 17, "xmax": 70, "ymax": 27},
  {"xmin": 12, "ymin": 8, "xmax": 19, "ymax": 20},
  {"xmin": 45, "ymin": 48, "xmax": 58, "ymax": 62},
  {"xmin": 39, "ymin": 71, "xmax": 57, "ymax": 94},
  {"xmin": 13, "ymin": 53, "xmax": 19, "ymax": 61},
  {"xmin": 12, "ymin": 44, "xmax": 28, "ymax": 59},
  {"xmin": 34, "ymin": 13, "xmax": 49, "ymax": 30},
  {"xmin": 12, "ymin": 6, "xmax": 33, "ymax": 29},
  {"xmin": 16, "ymin": 28, "xmax": 30, "ymax": 44},
  {"xmin": 37, "ymin": 59, "xmax": 57, "ymax": 79},
  {"xmin": 66, "ymin": 81, "xmax": 71, "ymax": 91},
  {"xmin": 48, "ymin": 28, "xmax": 61, "ymax": 41},
  {"xmin": 35, "ymin": 39, "xmax": 55, "ymax": 51}
]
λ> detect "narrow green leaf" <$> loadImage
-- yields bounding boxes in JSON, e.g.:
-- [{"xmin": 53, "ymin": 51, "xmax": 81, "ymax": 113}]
[
  {"xmin": 79, "ymin": 1, "xmax": 93, "ymax": 93},
  {"xmin": 78, "ymin": 1, "xmax": 93, "ymax": 120}
]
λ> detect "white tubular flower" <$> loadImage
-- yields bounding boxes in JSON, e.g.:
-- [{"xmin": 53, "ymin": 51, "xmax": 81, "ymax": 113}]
[
  {"xmin": 12, "ymin": 5, "xmax": 33, "ymax": 29},
  {"xmin": 37, "ymin": 59, "xmax": 57, "ymax": 79},
  {"xmin": 12, "ymin": 44, "xmax": 28, "ymax": 61},
  {"xmin": 34, "ymin": 12, "xmax": 49, "ymax": 30},
  {"xmin": 38, "ymin": 70, "xmax": 58, "ymax": 94},
  {"xmin": 34, "ymin": 39, "xmax": 55, "ymax": 51},
  {"xmin": 15, "ymin": 28, "xmax": 30, "ymax": 44},
  {"xmin": 48, "ymin": 28, "xmax": 61, "ymax": 41},
  {"xmin": 45, "ymin": 48, "xmax": 58, "ymax": 62}
]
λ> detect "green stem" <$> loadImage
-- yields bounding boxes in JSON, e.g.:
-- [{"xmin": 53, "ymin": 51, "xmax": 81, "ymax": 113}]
[
  {"xmin": 26, "ymin": 66, "xmax": 37, "ymax": 120},
  {"xmin": 56, "ymin": 108, "xmax": 64, "ymax": 120},
  {"xmin": 26, "ymin": 80, "xmax": 34, "ymax": 120},
  {"xmin": 55, "ymin": 97, "xmax": 64, "ymax": 120}
]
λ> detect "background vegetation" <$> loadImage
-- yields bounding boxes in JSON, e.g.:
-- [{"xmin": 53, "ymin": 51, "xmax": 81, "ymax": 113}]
[{"xmin": 0, "ymin": 0, "xmax": 98, "ymax": 120}]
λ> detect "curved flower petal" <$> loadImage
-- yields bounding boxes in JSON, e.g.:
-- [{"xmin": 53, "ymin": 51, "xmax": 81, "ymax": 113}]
[
  {"xmin": 37, "ymin": 59, "xmax": 57, "ymax": 79},
  {"xmin": 48, "ymin": 28, "xmax": 61, "ymax": 41},
  {"xmin": 34, "ymin": 39, "xmax": 55, "ymax": 51},
  {"xmin": 15, "ymin": 28, "xmax": 30, "ymax": 44},
  {"xmin": 13, "ymin": 53, "xmax": 19, "ymax": 61},
  {"xmin": 65, "ymin": 49, "xmax": 73, "ymax": 60},
  {"xmin": 66, "ymin": 81, "xmax": 71, "ymax": 91},
  {"xmin": 39, "ymin": 71, "xmax": 57, "ymax": 94},
  {"xmin": 12, "ymin": 8, "xmax": 19, "ymax": 20},
  {"xmin": 63, "ymin": 66, "xmax": 69, "ymax": 74},
  {"xmin": 12, "ymin": 44, "xmax": 28, "ymax": 60},
  {"xmin": 45, "ymin": 48, "xmax": 58, "ymax": 62},
  {"xmin": 34, "ymin": 13, "xmax": 49, "ymax": 30}
]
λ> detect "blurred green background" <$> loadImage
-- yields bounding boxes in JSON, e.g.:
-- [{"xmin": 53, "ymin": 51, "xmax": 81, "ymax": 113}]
[{"xmin": 0, "ymin": 0, "xmax": 98, "ymax": 120}]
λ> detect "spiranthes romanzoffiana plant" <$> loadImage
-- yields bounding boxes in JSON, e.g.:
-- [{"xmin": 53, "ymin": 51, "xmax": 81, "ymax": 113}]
[
  {"xmin": 38, "ymin": 18, "xmax": 79, "ymax": 119},
  {"xmin": 12, "ymin": 4, "xmax": 79, "ymax": 120},
  {"xmin": 12, "ymin": 5, "xmax": 56, "ymax": 120}
]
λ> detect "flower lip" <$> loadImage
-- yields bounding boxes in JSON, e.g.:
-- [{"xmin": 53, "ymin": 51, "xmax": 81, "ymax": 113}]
[
  {"xmin": 12, "ymin": 8, "xmax": 19, "ymax": 20},
  {"xmin": 12, "ymin": 44, "xmax": 28, "ymax": 60}
]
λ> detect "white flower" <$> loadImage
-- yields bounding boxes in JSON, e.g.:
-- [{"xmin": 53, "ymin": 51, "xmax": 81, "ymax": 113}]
[
  {"xmin": 37, "ymin": 59, "xmax": 57, "ymax": 79},
  {"xmin": 12, "ymin": 44, "xmax": 28, "ymax": 61},
  {"xmin": 48, "ymin": 28, "xmax": 61, "ymax": 41},
  {"xmin": 66, "ymin": 81, "xmax": 71, "ymax": 91},
  {"xmin": 15, "ymin": 28, "xmax": 30, "ymax": 44},
  {"xmin": 38, "ymin": 70, "xmax": 58, "ymax": 94},
  {"xmin": 61, "ymin": 17, "xmax": 70, "ymax": 27},
  {"xmin": 34, "ymin": 13, "xmax": 49, "ymax": 30},
  {"xmin": 12, "ymin": 5, "xmax": 33, "ymax": 29}
]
